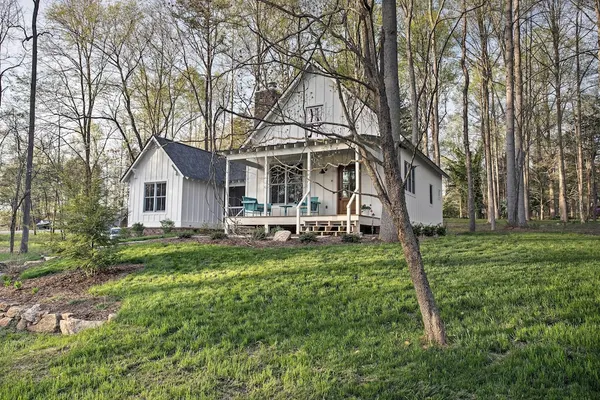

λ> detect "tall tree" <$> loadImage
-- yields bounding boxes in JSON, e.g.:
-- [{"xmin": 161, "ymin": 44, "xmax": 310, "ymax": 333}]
[
  {"xmin": 19, "ymin": 0, "xmax": 40, "ymax": 254},
  {"xmin": 461, "ymin": 0, "xmax": 475, "ymax": 232},
  {"xmin": 505, "ymin": 0, "xmax": 518, "ymax": 226}
]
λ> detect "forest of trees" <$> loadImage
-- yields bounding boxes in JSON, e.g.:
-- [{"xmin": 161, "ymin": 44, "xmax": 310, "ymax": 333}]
[{"xmin": 2, "ymin": 0, "xmax": 600, "ymax": 243}]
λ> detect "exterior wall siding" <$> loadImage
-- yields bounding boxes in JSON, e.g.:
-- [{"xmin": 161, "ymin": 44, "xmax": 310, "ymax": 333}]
[{"xmin": 180, "ymin": 179, "xmax": 224, "ymax": 228}]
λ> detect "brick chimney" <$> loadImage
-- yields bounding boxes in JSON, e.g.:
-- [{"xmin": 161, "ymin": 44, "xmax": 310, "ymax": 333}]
[{"xmin": 254, "ymin": 82, "xmax": 280, "ymax": 127}]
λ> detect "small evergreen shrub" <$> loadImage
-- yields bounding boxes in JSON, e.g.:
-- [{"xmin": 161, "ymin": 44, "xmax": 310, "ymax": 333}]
[
  {"xmin": 119, "ymin": 227, "xmax": 131, "ymax": 239},
  {"xmin": 412, "ymin": 223, "xmax": 423, "ymax": 236},
  {"xmin": 436, "ymin": 224, "xmax": 447, "ymax": 236},
  {"xmin": 251, "ymin": 227, "xmax": 267, "ymax": 240},
  {"xmin": 341, "ymin": 234, "xmax": 361, "ymax": 243},
  {"xmin": 160, "ymin": 219, "xmax": 175, "ymax": 234},
  {"xmin": 299, "ymin": 232, "xmax": 318, "ymax": 243},
  {"xmin": 210, "ymin": 231, "xmax": 228, "ymax": 240},
  {"xmin": 422, "ymin": 224, "xmax": 437, "ymax": 237},
  {"xmin": 177, "ymin": 230, "xmax": 194, "ymax": 239},
  {"xmin": 131, "ymin": 223, "xmax": 145, "ymax": 237}
]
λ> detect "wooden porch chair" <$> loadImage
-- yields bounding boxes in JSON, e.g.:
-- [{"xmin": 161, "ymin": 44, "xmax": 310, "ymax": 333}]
[{"xmin": 298, "ymin": 197, "xmax": 320, "ymax": 215}]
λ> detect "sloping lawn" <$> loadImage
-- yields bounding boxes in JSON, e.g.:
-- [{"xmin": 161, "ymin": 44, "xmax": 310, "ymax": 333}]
[{"xmin": 1, "ymin": 232, "xmax": 599, "ymax": 399}]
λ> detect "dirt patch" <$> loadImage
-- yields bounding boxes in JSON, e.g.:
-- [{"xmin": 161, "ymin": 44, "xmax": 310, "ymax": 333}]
[{"xmin": 0, "ymin": 264, "xmax": 143, "ymax": 320}]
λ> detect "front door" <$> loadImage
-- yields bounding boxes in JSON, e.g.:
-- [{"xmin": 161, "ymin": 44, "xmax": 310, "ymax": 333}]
[{"xmin": 338, "ymin": 164, "xmax": 357, "ymax": 215}]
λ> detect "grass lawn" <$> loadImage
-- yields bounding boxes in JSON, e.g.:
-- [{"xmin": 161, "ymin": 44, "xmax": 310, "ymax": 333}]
[
  {"xmin": 1, "ymin": 231, "xmax": 599, "ymax": 398},
  {"xmin": 0, "ymin": 232, "xmax": 57, "ymax": 263}
]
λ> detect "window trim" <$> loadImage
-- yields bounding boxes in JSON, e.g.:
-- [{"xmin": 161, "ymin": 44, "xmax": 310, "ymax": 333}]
[
  {"xmin": 269, "ymin": 164, "xmax": 303, "ymax": 204},
  {"xmin": 404, "ymin": 161, "xmax": 416, "ymax": 195},
  {"xmin": 143, "ymin": 181, "xmax": 167, "ymax": 213},
  {"xmin": 305, "ymin": 105, "xmax": 323, "ymax": 124}
]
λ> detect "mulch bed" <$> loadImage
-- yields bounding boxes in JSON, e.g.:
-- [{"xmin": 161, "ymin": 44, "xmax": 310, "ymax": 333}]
[{"xmin": 0, "ymin": 264, "xmax": 143, "ymax": 320}]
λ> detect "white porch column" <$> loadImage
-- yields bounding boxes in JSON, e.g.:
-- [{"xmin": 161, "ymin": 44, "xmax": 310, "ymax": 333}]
[
  {"xmin": 264, "ymin": 154, "xmax": 269, "ymax": 233},
  {"xmin": 355, "ymin": 148, "xmax": 361, "ymax": 215},
  {"xmin": 224, "ymin": 158, "xmax": 230, "ymax": 234},
  {"xmin": 306, "ymin": 150, "xmax": 312, "ymax": 216}
]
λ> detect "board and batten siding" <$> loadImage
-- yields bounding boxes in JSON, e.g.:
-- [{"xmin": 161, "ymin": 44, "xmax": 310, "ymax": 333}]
[
  {"xmin": 127, "ymin": 143, "xmax": 183, "ymax": 228},
  {"xmin": 180, "ymin": 178, "xmax": 223, "ymax": 228}
]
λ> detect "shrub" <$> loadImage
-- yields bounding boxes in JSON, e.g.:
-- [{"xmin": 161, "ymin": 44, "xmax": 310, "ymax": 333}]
[
  {"xmin": 422, "ymin": 224, "xmax": 437, "ymax": 237},
  {"xmin": 412, "ymin": 223, "xmax": 423, "ymax": 236},
  {"xmin": 251, "ymin": 227, "xmax": 267, "ymax": 241},
  {"xmin": 61, "ymin": 187, "xmax": 119, "ymax": 274},
  {"xmin": 210, "ymin": 231, "xmax": 228, "ymax": 240},
  {"xmin": 2, "ymin": 276, "xmax": 11, "ymax": 287},
  {"xmin": 131, "ymin": 223, "xmax": 145, "ymax": 237},
  {"xmin": 177, "ymin": 230, "xmax": 194, "ymax": 239},
  {"xmin": 160, "ymin": 219, "xmax": 175, "ymax": 234},
  {"xmin": 119, "ymin": 227, "xmax": 131, "ymax": 239},
  {"xmin": 299, "ymin": 232, "xmax": 317, "ymax": 243},
  {"xmin": 341, "ymin": 233, "xmax": 361, "ymax": 243},
  {"xmin": 436, "ymin": 224, "xmax": 447, "ymax": 236},
  {"xmin": 13, "ymin": 280, "xmax": 22, "ymax": 290}
]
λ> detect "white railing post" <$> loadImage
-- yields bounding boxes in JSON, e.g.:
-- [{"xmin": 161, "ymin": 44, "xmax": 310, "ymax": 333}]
[
  {"xmin": 296, "ymin": 190, "xmax": 310, "ymax": 235},
  {"xmin": 224, "ymin": 158, "xmax": 230, "ymax": 234},
  {"xmin": 355, "ymin": 148, "xmax": 360, "ymax": 215},
  {"xmin": 346, "ymin": 192, "xmax": 357, "ymax": 234},
  {"xmin": 264, "ymin": 154, "xmax": 269, "ymax": 233},
  {"xmin": 307, "ymin": 150, "xmax": 312, "ymax": 216}
]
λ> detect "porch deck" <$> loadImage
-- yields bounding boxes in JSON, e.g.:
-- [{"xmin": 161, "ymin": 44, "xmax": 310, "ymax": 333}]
[{"xmin": 228, "ymin": 214, "xmax": 380, "ymax": 235}]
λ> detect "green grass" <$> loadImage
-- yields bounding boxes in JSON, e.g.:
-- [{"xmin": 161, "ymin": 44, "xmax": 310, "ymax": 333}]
[
  {"xmin": 0, "ymin": 232, "xmax": 58, "ymax": 263},
  {"xmin": 1, "ymin": 233, "xmax": 599, "ymax": 398}
]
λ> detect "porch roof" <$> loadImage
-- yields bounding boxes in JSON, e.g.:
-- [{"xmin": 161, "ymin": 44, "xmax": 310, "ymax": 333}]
[{"xmin": 222, "ymin": 139, "xmax": 352, "ymax": 168}]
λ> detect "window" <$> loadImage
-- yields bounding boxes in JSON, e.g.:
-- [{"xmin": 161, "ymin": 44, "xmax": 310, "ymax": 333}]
[
  {"xmin": 270, "ymin": 164, "xmax": 303, "ymax": 204},
  {"xmin": 144, "ymin": 182, "xmax": 166, "ymax": 212},
  {"xmin": 305, "ymin": 105, "xmax": 323, "ymax": 124},
  {"xmin": 429, "ymin": 184, "xmax": 433, "ymax": 204},
  {"xmin": 404, "ymin": 161, "xmax": 415, "ymax": 194}
]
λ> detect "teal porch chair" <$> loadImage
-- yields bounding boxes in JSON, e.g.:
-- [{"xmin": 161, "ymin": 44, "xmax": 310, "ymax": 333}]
[
  {"xmin": 298, "ymin": 197, "xmax": 320, "ymax": 215},
  {"xmin": 241, "ymin": 196, "xmax": 272, "ymax": 216}
]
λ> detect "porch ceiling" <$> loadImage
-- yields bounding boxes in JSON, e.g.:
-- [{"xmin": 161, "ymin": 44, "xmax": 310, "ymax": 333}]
[{"xmin": 222, "ymin": 139, "xmax": 352, "ymax": 161}]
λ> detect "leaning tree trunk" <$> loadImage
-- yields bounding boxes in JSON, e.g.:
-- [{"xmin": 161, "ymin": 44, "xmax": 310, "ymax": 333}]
[
  {"xmin": 20, "ymin": 0, "xmax": 40, "ymax": 254},
  {"xmin": 575, "ymin": 6, "xmax": 586, "ymax": 223},
  {"xmin": 379, "ymin": 0, "xmax": 446, "ymax": 345},
  {"xmin": 514, "ymin": 0, "xmax": 527, "ymax": 227}
]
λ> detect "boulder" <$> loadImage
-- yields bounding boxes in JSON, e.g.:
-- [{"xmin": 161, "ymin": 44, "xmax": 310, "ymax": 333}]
[
  {"xmin": 23, "ymin": 260, "xmax": 44, "ymax": 268},
  {"xmin": 22, "ymin": 304, "xmax": 41, "ymax": 323},
  {"xmin": 0, "ymin": 317, "xmax": 12, "ymax": 328},
  {"xmin": 60, "ymin": 318, "xmax": 105, "ymax": 335},
  {"xmin": 107, "ymin": 313, "xmax": 117, "ymax": 322},
  {"xmin": 16, "ymin": 318, "xmax": 28, "ymax": 331},
  {"xmin": 0, "ymin": 302, "xmax": 10, "ymax": 312},
  {"xmin": 6, "ymin": 306, "xmax": 24, "ymax": 318},
  {"xmin": 28, "ymin": 314, "xmax": 59, "ymax": 333},
  {"xmin": 273, "ymin": 230, "xmax": 292, "ymax": 242}
]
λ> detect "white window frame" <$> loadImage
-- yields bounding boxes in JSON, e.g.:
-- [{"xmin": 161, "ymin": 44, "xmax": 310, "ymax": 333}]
[
  {"xmin": 404, "ymin": 161, "xmax": 416, "ymax": 195},
  {"xmin": 305, "ymin": 105, "xmax": 323, "ymax": 124},
  {"xmin": 269, "ymin": 164, "xmax": 303, "ymax": 204},
  {"xmin": 143, "ymin": 182, "xmax": 167, "ymax": 212}
]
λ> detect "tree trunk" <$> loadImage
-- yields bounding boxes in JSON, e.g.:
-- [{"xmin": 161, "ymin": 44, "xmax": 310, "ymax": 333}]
[
  {"xmin": 514, "ymin": 0, "xmax": 526, "ymax": 227},
  {"xmin": 461, "ymin": 1, "xmax": 475, "ymax": 232},
  {"xmin": 504, "ymin": 0, "xmax": 517, "ymax": 226},
  {"xmin": 575, "ymin": 6, "xmax": 586, "ymax": 223},
  {"xmin": 20, "ymin": 0, "xmax": 40, "ymax": 254},
  {"xmin": 379, "ymin": 0, "xmax": 446, "ymax": 345}
]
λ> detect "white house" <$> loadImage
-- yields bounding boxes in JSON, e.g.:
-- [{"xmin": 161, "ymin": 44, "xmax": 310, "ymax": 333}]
[
  {"xmin": 121, "ymin": 136, "xmax": 245, "ymax": 229},
  {"xmin": 223, "ymin": 68, "xmax": 447, "ymax": 235}
]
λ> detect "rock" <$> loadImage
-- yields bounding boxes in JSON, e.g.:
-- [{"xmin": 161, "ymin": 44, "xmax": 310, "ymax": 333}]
[
  {"xmin": 272, "ymin": 230, "xmax": 292, "ymax": 242},
  {"xmin": 43, "ymin": 256, "xmax": 57, "ymax": 262},
  {"xmin": 0, "ymin": 317, "xmax": 12, "ymax": 328},
  {"xmin": 0, "ymin": 302, "xmax": 10, "ymax": 312},
  {"xmin": 107, "ymin": 313, "xmax": 117, "ymax": 321},
  {"xmin": 16, "ymin": 318, "xmax": 28, "ymax": 331},
  {"xmin": 27, "ymin": 314, "xmax": 59, "ymax": 333},
  {"xmin": 61, "ymin": 312, "xmax": 74, "ymax": 321},
  {"xmin": 23, "ymin": 260, "xmax": 44, "ymax": 268},
  {"xmin": 6, "ymin": 306, "xmax": 24, "ymax": 318},
  {"xmin": 60, "ymin": 318, "xmax": 105, "ymax": 335},
  {"xmin": 22, "ymin": 304, "xmax": 41, "ymax": 323}
]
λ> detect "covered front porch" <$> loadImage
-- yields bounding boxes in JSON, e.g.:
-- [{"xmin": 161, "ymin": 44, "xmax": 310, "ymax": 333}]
[{"xmin": 223, "ymin": 139, "xmax": 381, "ymax": 234}]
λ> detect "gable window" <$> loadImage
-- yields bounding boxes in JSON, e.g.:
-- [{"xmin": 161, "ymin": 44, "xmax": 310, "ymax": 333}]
[
  {"xmin": 270, "ymin": 164, "xmax": 303, "ymax": 204},
  {"xmin": 404, "ymin": 161, "xmax": 416, "ymax": 195},
  {"xmin": 305, "ymin": 105, "xmax": 323, "ymax": 124},
  {"xmin": 144, "ymin": 182, "xmax": 167, "ymax": 212}
]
